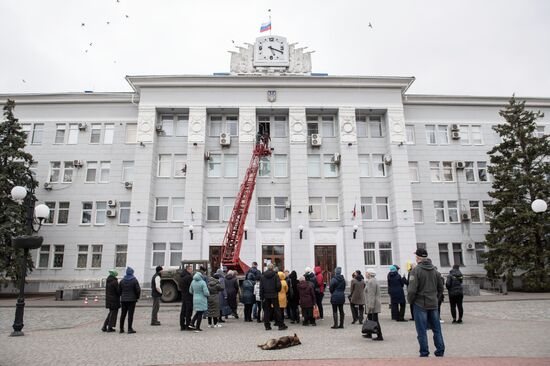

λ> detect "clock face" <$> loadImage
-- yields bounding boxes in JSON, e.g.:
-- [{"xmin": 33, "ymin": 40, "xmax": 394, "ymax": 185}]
[{"xmin": 253, "ymin": 36, "xmax": 289, "ymax": 67}]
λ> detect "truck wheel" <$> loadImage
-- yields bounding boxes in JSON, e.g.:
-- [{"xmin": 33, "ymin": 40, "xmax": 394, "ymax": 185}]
[{"xmin": 161, "ymin": 282, "xmax": 179, "ymax": 302}]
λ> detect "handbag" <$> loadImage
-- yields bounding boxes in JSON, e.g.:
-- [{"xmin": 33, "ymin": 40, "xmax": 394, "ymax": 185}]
[
  {"xmin": 313, "ymin": 305, "xmax": 320, "ymax": 319},
  {"xmin": 361, "ymin": 311, "xmax": 379, "ymax": 334}
]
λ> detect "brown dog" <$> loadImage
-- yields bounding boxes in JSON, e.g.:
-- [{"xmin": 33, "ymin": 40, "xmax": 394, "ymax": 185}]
[{"xmin": 257, "ymin": 333, "xmax": 301, "ymax": 350}]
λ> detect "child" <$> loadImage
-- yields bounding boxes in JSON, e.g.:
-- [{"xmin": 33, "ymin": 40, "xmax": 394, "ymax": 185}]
[{"xmin": 297, "ymin": 276, "xmax": 316, "ymax": 326}]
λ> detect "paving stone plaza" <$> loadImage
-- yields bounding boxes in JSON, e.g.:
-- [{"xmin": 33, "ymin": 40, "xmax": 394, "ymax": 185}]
[{"xmin": 1, "ymin": 297, "xmax": 549, "ymax": 365}]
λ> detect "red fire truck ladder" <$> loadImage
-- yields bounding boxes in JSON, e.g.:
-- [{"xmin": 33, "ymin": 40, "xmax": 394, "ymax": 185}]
[{"xmin": 220, "ymin": 139, "xmax": 271, "ymax": 274}]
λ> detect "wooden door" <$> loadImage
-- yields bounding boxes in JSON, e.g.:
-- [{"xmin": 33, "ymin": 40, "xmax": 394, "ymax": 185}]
[
  {"xmin": 209, "ymin": 246, "xmax": 222, "ymax": 273},
  {"xmin": 314, "ymin": 245, "xmax": 337, "ymax": 285}
]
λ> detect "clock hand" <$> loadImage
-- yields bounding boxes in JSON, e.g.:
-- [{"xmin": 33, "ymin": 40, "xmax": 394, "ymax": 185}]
[{"xmin": 268, "ymin": 46, "xmax": 283, "ymax": 54}]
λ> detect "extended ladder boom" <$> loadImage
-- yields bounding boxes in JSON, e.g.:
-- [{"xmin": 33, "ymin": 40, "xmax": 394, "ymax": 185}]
[{"xmin": 220, "ymin": 139, "xmax": 271, "ymax": 274}]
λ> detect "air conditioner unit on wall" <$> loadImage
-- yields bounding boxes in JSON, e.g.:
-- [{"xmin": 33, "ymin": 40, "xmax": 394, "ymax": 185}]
[
  {"xmin": 44, "ymin": 182, "xmax": 53, "ymax": 190},
  {"xmin": 331, "ymin": 153, "xmax": 341, "ymax": 165},
  {"xmin": 106, "ymin": 209, "xmax": 116, "ymax": 218},
  {"xmin": 461, "ymin": 213, "xmax": 470, "ymax": 221},
  {"xmin": 311, "ymin": 134, "xmax": 322, "ymax": 147},
  {"xmin": 455, "ymin": 161, "xmax": 465, "ymax": 170},
  {"xmin": 155, "ymin": 122, "xmax": 163, "ymax": 132},
  {"xmin": 78, "ymin": 123, "xmax": 87, "ymax": 131},
  {"xmin": 451, "ymin": 124, "xmax": 460, "ymax": 131},
  {"xmin": 383, "ymin": 154, "xmax": 392, "ymax": 165},
  {"xmin": 220, "ymin": 133, "xmax": 231, "ymax": 146},
  {"xmin": 73, "ymin": 160, "xmax": 83, "ymax": 168},
  {"xmin": 466, "ymin": 242, "xmax": 475, "ymax": 250},
  {"xmin": 124, "ymin": 182, "xmax": 133, "ymax": 189},
  {"xmin": 108, "ymin": 200, "xmax": 117, "ymax": 208},
  {"xmin": 451, "ymin": 131, "xmax": 461, "ymax": 140}
]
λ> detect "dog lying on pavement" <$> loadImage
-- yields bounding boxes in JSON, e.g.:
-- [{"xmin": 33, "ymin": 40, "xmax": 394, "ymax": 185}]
[{"xmin": 257, "ymin": 334, "xmax": 302, "ymax": 350}]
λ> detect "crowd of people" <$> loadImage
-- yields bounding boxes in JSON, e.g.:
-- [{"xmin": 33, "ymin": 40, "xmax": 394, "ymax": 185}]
[{"xmin": 101, "ymin": 248, "xmax": 465, "ymax": 357}]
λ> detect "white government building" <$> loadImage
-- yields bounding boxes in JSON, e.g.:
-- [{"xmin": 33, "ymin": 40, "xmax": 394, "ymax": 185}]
[{"xmin": 2, "ymin": 35, "xmax": 549, "ymax": 292}]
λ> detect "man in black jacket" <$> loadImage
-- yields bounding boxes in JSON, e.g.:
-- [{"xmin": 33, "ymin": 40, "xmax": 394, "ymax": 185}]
[
  {"xmin": 179, "ymin": 265, "xmax": 194, "ymax": 330},
  {"xmin": 407, "ymin": 248, "xmax": 445, "ymax": 357},
  {"xmin": 260, "ymin": 263, "xmax": 287, "ymax": 331},
  {"xmin": 446, "ymin": 264, "xmax": 464, "ymax": 324}
]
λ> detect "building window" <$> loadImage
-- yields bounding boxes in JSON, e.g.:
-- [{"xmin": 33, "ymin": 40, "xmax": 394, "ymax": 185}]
[
  {"xmin": 442, "ymin": 162, "xmax": 454, "ymax": 182},
  {"xmin": 95, "ymin": 201, "xmax": 107, "ymax": 225},
  {"xmin": 430, "ymin": 161, "xmax": 453, "ymax": 182},
  {"xmin": 208, "ymin": 155, "xmax": 221, "ymax": 177},
  {"xmin": 81, "ymin": 202, "xmax": 93, "ymax": 224},
  {"xmin": 438, "ymin": 243, "xmax": 450, "ymax": 267},
  {"xmin": 208, "ymin": 115, "xmax": 238, "ymax": 137},
  {"xmin": 86, "ymin": 161, "xmax": 97, "ymax": 182},
  {"xmin": 426, "ymin": 125, "xmax": 437, "ymax": 144},
  {"xmin": 482, "ymin": 201, "xmax": 492, "ymax": 222},
  {"xmin": 38, "ymin": 245, "xmax": 50, "ymax": 268},
  {"xmin": 55, "ymin": 124, "xmax": 66, "ymax": 144},
  {"xmin": 272, "ymin": 116, "xmax": 287, "ymax": 138},
  {"xmin": 469, "ymin": 201, "xmax": 481, "ymax": 223},
  {"xmin": 169, "ymin": 242, "xmax": 183, "ymax": 266},
  {"xmin": 77, "ymin": 245, "xmax": 88, "ymax": 268},
  {"xmin": 21, "ymin": 124, "xmax": 31, "ymax": 144},
  {"xmin": 226, "ymin": 116, "xmax": 238, "ymax": 136},
  {"xmin": 361, "ymin": 197, "xmax": 373, "ymax": 220},
  {"xmin": 307, "ymin": 115, "xmax": 335, "ymax": 137},
  {"xmin": 262, "ymin": 245, "xmax": 285, "ymax": 271},
  {"xmin": 452, "ymin": 243, "xmax": 464, "ymax": 266},
  {"xmin": 464, "ymin": 161, "xmax": 488, "ymax": 182},
  {"xmin": 29, "ymin": 162, "xmax": 38, "ymax": 178},
  {"xmin": 323, "ymin": 154, "xmax": 339, "ymax": 178},
  {"xmin": 430, "ymin": 161, "xmax": 441, "ymax": 182},
  {"xmin": 63, "ymin": 161, "xmax": 74, "ymax": 183},
  {"xmin": 364, "ymin": 242, "xmax": 376, "ymax": 265},
  {"xmin": 258, "ymin": 197, "xmax": 272, "ymax": 221},
  {"xmin": 471, "ymin": 125, "xmax": 483, "ymax": 144},
  {"xmin": 274, "ymin": 197, "xmax": 288, "ymax": 221},
  {"xmin": 405, "ymin": 125, "xmax": 415, "ymax": 144},
  {"xmin": 308, "ymin": 155, "xmax": 321, "ymax": 177},
  {"xmin": 359, "ymin": 155, "xmax": 370, "ymax": 177},
  {"xmin": 477, "ymin": 162, "xmax": 488, "ymax": 182},
  {"xmin": 460, "ymin": 125, "xmax": 483, "ymax": 145},
  {"xmin": 379, "ymin": 242, "xmax": 393, "ymax": 266},
  {"xmin": 465, "ymin": 162, "xmax": 475, "ymax": 182},
  {"xmin": 31, "ymin": 123, "xmax": 43, "ymax": 144},
  {"xmin": 259, "ymin": 156, "xmax": 270, "ymax": 177},
  {"xmin": 325, "ymin": 197, "xmax": 339, "ymax": 221},
  {"xmin": 223, "ymin": 197, "xmax": 234, "ymax": 222},
  {"xmin": 372, "ymin": 154, "xmax": 386, "ymax": 177},
  {"xmin": 207, "ymin": 197, "xmax": 220, "ymax": 221},
  {"xmin": 209, "ymin": 115, "xmax": 222, "ymax": 136},
  {"xmin": 44, "ymin": 202, "xmax": 56, "ymax": 224},
  {"xmin": 413, "ymin": 201, "xmax": 423, "ymax": 223},
  {"xmin": 224, "ymin": 154, "xmax": 238, "ymax": 177},
  {"xmin": 104, "ymin": 124, "xmax": 114, "ymax": 144},
  {"xmin": 57, "ymin": 202, "xmax": 70, "ymax": 224},
  {"xmin": 322, "ymin": 116, "xmax": 335, "ymax": 137},
  {"xmin": 409, "ymin": 162, "xmax": 419, "ymax": 182},
  {"xmin": 90, "ymin": 123, "xmax": 101, "ymax": 143},
  {"xmin": 173, "ymin": 155, "xmax": 186, "ymax": 178},
  {"xmin": 90, "ymin": 245, "xmax": 103, "ymax": 268},
  {"xmin": 115, "ymin": 245, "xmax": 128, "ymax": 268},
  {"xmin": 122, "ymin": 161, "xmax": 134, "ymax": 182},
  {"xmin": 535, "ymin": 125, "xmax": 545, "ymax": 138},
  {"xmin": 119, "ymin": 201, "xmax": 131, "ymax": 224},
  {"xmin": 273, "ymin": 155, "xmax": 287, "ymax": 177},
  {"xmin": 67, "ymin": 124, "xmax": 79, "ymax": 144},
  {"xmin": 158, "ymin": 154, "xmax": 171, "ymax": 177},
  {"xmin": 161, "ymin": 115, "xmax": 174, "ymax": 136},
  {"xmin": 175, "ymin": 115, "xmax": 189, "ymax": 137},
  {"xmin": 171, "ymin": 197, "xmax": 185, "ymax": 222},
  {"xmin": 368, "ymin": 116, "xmax": 385, "ymax": 138},
  {"xmin": 126, "ymin": 123, "xmax": 137, "ymax": 143},
  {"xmin": 99, "ymin": 161, "xmax": 110, "ymax": 183},
  {"xmin": 434, "ymin": 201, "xmax": 445, "ymax": 223},
  {"xmin": 475, "ymin": 243, "xmax": 486, "ymax": 264},
  {"xmin": 356, "ymin": 116, "xmax": 367, "ymax": 137},
  {"xmin": 375, "ymin": 197, "xmax": 389, "ymax": 220},
  {"xmin": 309, "ymin": 197, "xmax": 322, "ymax": 220},
  {"xmin": 437, "ymin": 125, "xmax": 449, "ymax": 144},
  {"xmin": 53, "ymin": 245, "xmax": 64, "ymax": 268},
  {"xmin": 49, "ymin": 162, "xmax": 61, "ymax": 183},
  {"xmin": 152, "ymin": 243, "xmax": 166, "ymax": 266},
  {"xmin": 155, "ymin": 198, "xmax": 169, "ymax": 221},
  {"xmin": 448, "ymin": 201, "xmax": 459, "ymax": 223}
]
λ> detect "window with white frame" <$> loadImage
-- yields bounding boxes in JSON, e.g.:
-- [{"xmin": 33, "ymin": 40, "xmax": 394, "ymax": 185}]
[
  {"xmin": 67, "ymin": 123, "xmax": 79, "ymax": 144},
  {"xmin": 413, "ymin": 200, "xmax": 423, "ymax": 223},
  {"xmin": 160, "ymin": 115, "xmax": 174, "ymax": 136},
  {"xmin": 169, "ymin": 242, "xmax": 183, "ymax": 266},
  {"xmin": 207, "ymin": 197, "xmax": 220, "ymax": 221},
  {"xmin": 372, "ymin": 154, "xmax": 386, "ymax": 177},
  {"xmin": 171, "ymin": 197, "xmax": 185, "ymax": 222},
  {"xmin": 475, "ymin": 243, "xmax": 486, "ymax": 264},
  {"xmin": 224, "ymin": 154, "xmax": 238, "ymax": 177},
  {"xmin": 208, "ymin": 115, "xmax": 238, "ymax": 137},
  {"xmin": 99, "ymin": 161, "xmax": 110, "ymax": 183},
  {"xmin": 38, "ymin": 245, "xmax": 50, "ymax": 268},
  {"xmin": 460, "ymin": 125, "xmax": 483, "ymax": 145},
  {"xmin": 173, "ymin": 155, "xmax": 186, "ymax": 177},
  {"xmin": 104, "ymin": 124, "xmax": 114, "ymax": 144},
  {"xmin": 57, "ymin": 202, "xmax": 70, "ymax": 224},
  {"xmin": 126, "ymin": 123, "xmax": 137, "ymax": 143},
  {"xmin": 45, "ymin": 202, "xmax": 56, "ymax": 224},
  {"xmin": 364, "ymin": 242, "xmax": 376, "ymax": 265},
  {"xmin": 259, "ymin": 156, "xmax": 270, "ymax": 177},
  {"xmin": 306, "ymin": 115, "xmax": 335, "ymax": 137},
  {"xmin": 119, "ymin": 201, "xmax": 131, "ymax": 224},
  {"xmin": 452, "ymin": 243, "xmax": 464, "ymax": 266},
  {"xmin": 430, "ymin": 161, "xmax": 454, "ymax": 182},
  {"xmin": 309, "ymin": 197, "xmax": 322, "ymax": 220},
  {"xmin": 223, "ymin": 197, "xmax": 234, "ymax": 221},
  {"xmin": 63, "ymin": 161, "xmax": 74, "ymax": 183},
  {"xmin": 409, "ymin": 162, "xmax": 419, "ymax": 182},
  {"xmin": 477, "ymin": 161, "xmax": 488, "ymax": 182},
  {"xmin": 257, "ymin": 197, "xmax": 271, "ymax": 221},
  {"xmin": 95, "ymin": 201, "xmax": 107, "ymax": 224},
  {"xmin": 375, "ymin": 197, "xmax": 389, "ymax": 220},
  {"xmin": 459, "ymin": 124, "xmax": 469, "ymax": 143},
  {"xmin": 29, "ymin": 162, "xmax": 38, "ymax": 178},
  {"xmin": 368, "ymin": 116, "xmax": 385, "ymax": 138},
  {"xmin": 155, "ymin": 198, "xmax": 169, "ymax": 221},
  {"xmin": 152, "ymin": 243, "xmax": 166, "ymax": 266},
  {"xmin": 438, "ymin": 243, "xmax": 450, "ymax": 267},
  {"xmin": 469, "ymin": 201, "xmax": 481, "ymax": 223},
  {"xmin": 471, "ymin": 125, "xmax": 483, "ymax": 144},
  {"xmin": 323, "ymin": 154, "xmax": 339, "ymax": 178},
  {"xmin": 77, "ymin": 245, "xmax": 88, "ymax": 268},
  {"xmin": 464, "ymin": 161, "xmax": 489, "ymax": 182},
  {"xmin": 90, "ymin": 123, "xmax": 101, "ymax": 143},
  {"xmin": 175, "ymin": 115, "xmax": 189, "ymax": 137},
  {"xmin": 442, "ymin": 161, "xmax": 454, "ymax": 182},
  {"xmin": 356, "ymin": 116, "xmax": 367, "ymax": 137},
  {"xmin": 274, "ymin": 197, "xmax": 288, "ymax": 221},
  {"xmin": 448, "ymin": 201, "xmax": 459, "ymax": 223},
  {"xmin": 52, "ymin": 245, "xmax": 64, "ymax": 268},
  {"xmin": 465, "ymin": 162, "xmax": 476, "ymax": 182},
  {"xmin": 426, "ymin": 125, "xmax": 437, "ymax": 144},
  {"xmin": 209, "ymin": 115, "xmax": 222, "ymax": 136},
  {"xmin": 434, "ymin": 201, "xmax": 445, "ymax": 223},
  {"xmin": 85, "ymin": 161, "xmax": 97, "ymax": 182},
  {"xmin": 405, "ymin": 125, "xmax": 415, "ymax": 144},
  {"xmin": 158, "ymin": 154, "xmax": 171, "ymax": 177},
  {"xmin": 482, "ymin": 201, "xmax": 492, "ymax": 222},
  {"xmin": 115, "ymin": 245, "xmax": 127, "ymax": 268},
  {"xmin": 379, "ymin": 242, "xmax": 393, "ymax": 265},
  {"xmin": 122, "ymin": 161, "xmax": 134, "ymax": 182},
  {"xmin": 273, "ymin": 155, "xmax": 287, "ymax": 177},
  {"xmin": 325, "ymin": 197, "xmax": 339, "ymax": 221},
  {"xmin": 226, "ymin": 115, "xmax": 238, "ymax": 136},
  {"xmin": 359, "ymin": 155, "xmax": 370, "ymax": 177},
  {"xmin": 49, "ymin": 162, "xmax": 61, "ymax": 183},
  {"xmin": 426, "ymin": 124, "xmax": 449, "ymax": 145},
  {"xmin": 48, "ymin": 161, "xmax": 73, "ymax": 183},
  {"xmin": 31, "ymin": 123, "xmax": 43, "ymax": 144},
  {"xmin": 81, "ymin": 202, "xmax": 93, "ymax": 224},
  {"xmin": 207, "ymin": 154, "xmax": 221, "ymax": 177},
  {"xmin": 272, "ymin": 116, "xmax": 287, "ymax": 138},
  {"xmin": 308, "ymin": 155, "xmax": 321, "ymax": 177},
  {"xmin": 361, "ymin": 197, "xmax": 373, "ymax": 220},
  {"xmin": 55, "ymin": 124, "xmax": 66, "ymax": 144},
  {"xmin": 430, "ymin": 161, "xmax": 441, "ymax": 182},
  {"xmin": 91, "ymin": 245, "xmax": 103, "ymax": 268}
]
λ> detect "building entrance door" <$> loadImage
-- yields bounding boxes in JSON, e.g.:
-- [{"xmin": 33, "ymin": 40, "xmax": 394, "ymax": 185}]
[
  {"xmin": 314, "ymin": 245, "xmax": 337, "ymax": 285},
  {"xmin": 209, "ymin": 246, "xmax": 222, "ymax": 273},
  {"xmin": 262, "ymin": 245, "xmax": 284, "ymax": 272}
]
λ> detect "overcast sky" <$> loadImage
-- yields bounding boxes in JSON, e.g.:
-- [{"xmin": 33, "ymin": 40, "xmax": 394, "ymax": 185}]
[{"xmin": 1, "ymin": 0, "xmax": 549, "ymax": 97}]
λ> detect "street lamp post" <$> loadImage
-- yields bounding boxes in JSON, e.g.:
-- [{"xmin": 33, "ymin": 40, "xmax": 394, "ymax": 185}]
[{"xmin": 9, "ymin": 175, "xmax": 50, "ymax": 337}]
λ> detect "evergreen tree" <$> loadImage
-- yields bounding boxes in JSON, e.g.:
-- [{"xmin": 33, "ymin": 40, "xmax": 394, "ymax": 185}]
[
  {"xmin": 0, "ymin": 99, "xmax": 37, "ymax": 285},
  {"xmin": 485, "ymin": 96, "xmax": 550, "ymax": 291}
]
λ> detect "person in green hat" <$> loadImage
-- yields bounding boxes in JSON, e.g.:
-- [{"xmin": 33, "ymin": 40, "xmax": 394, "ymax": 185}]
[{"xmin": 102, "ymin": 269, "xmax": 120, "ymax": 332}]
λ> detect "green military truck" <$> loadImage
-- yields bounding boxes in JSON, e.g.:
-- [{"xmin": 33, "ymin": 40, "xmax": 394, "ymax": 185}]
[{"xmin": 159, "ymin": 260, "xmax": 211, "ymax": 302}]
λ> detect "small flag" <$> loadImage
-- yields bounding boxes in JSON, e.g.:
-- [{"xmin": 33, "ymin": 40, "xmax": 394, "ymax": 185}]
[
  {"xmin": 260, "ymin": 21, "xmax": 271, "ymax": 33},
  {"xmin": 352, "ymin": 203, "xmax": 357, "ymax": 218}
]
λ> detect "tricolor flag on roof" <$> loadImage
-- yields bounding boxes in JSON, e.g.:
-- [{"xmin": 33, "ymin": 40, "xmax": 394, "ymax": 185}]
[{"xmin": 260, "ymin": 21, "xmax": 271, "ymax": 33}]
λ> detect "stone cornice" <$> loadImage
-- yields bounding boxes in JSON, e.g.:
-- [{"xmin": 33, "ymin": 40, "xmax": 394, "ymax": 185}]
[
  {"xmin": 404, "ymin": 94, "xmax": 550, "ymax": 107},
  {"xmin": 0, "ymin": 92, "xmax": 137, "ymax": 105}
]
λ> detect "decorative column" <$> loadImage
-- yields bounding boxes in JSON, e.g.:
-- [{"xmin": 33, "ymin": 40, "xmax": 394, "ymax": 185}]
[
  {"xmin": 386, "ymin": 106, "xmax": 416, "ymax": 269},
  {"xmin": 127, "ymin": 106, "xmax": 157, "ymax": 282},
  {"xmin": 288, "ymin": 107, "xmax": 310, "ymax": 272},
  {"xmin": 338, "ymin": 107, "xmax": 363, "ymax": 277},
  {"xmin": 182, "ymin": 107, "xmax": 207, "ymax": 259}
]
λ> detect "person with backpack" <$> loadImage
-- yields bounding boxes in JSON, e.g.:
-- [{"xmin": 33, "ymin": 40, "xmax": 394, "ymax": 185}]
[
  {"xmin": 446, "ymin": 264, "xmax": 464, "ymax": 324},
  {"xmin": 387, "ymin": 265, "xmax": 407, "ymax": 322}
]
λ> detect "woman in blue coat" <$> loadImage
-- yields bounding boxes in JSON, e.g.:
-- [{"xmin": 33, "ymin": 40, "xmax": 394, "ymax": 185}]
[
  {"xmin": 241, "ymin": 272, "xmax": 256, "ymax": 322},
  {"xmin": 387, "ymin": 265, "xmax": 407, "ymax": 321},
  {"xmin": 329, "ymin": 267, "xmax": 346, "ymax": 329},
  {"xmin": 189, "ymin": 272, "xmax": 210, "ymax": 332}
]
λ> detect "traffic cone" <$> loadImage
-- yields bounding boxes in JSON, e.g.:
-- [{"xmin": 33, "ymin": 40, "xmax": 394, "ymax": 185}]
[
  {"xmin": 84, "ymin": 297, "xmax": 88, "ymax": 305},
  {"xmin": 94, "ymin": 296, "xmax": 98, "ymax": 303}
]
